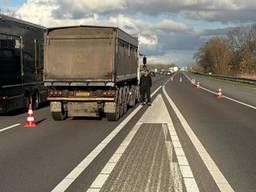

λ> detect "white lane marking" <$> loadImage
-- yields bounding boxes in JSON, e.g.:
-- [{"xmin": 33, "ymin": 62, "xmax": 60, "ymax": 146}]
[
  {"xmin": 88, "ymin": 95, "xmax": 198, "ymax": 192},
  {"xmin": 0, "ymin": 124, "xmax": 21, "ymax": 133},
  {"xmin": 164, "ymin": 125, "xmax": 183, "ymax": 192},
  {"xmin": 164, "ymin": 73, "xmax": 179, "ymax": 86},
  {"xmin": 183, "ymin": 72, "xmax": 256, "ymax": 110},
  {"xmin": 165, "ymin": 123, "xmax": 199, "ymax": 192},
  {"xmin": 51, "ymin": 85, "xmax": 162, "ymax": 192},
  {"xmin": 163, "ymin": 86, "xmax": 235, "ymax": 192}
]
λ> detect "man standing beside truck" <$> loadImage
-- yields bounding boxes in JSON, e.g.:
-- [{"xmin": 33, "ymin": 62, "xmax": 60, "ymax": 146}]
[{"xmin": 140, "ymin": 69, "xmax": 152, "ymax": 106}]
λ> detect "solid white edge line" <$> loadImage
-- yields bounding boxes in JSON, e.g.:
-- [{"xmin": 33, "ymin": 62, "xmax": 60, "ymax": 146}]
[
  {"xmin": 163, "ymin": 86, "xmax": 235, "ymax": 192},
  {"xmin": 0, "ymin": 123, "xmax": 21, "ymax": 133},
  {"xmin": 51, "ymin": 85, "xmax": 162, "ymax": 192},
  {"xmin": 165, "ymin": 123, "xmax": 199, "ymax": 192},
  {"xmin": 183, "ymin": 72, "xmax": 256, "ymax": 110}
]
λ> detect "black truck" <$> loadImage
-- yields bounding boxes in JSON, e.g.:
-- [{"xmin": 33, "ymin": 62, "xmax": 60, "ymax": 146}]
[{"xmin": 0, "ymin": 14, "xmax": 47, "ymax": 113}]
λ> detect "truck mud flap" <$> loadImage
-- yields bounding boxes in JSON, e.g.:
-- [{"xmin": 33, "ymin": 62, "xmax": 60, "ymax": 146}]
[
  {"xmin": 50, "ymin": 101, "xmax": 63, "ymax": 112},
  {"xmin": 104, "ymin": 102, "xmax": 116, "ymax": 113}
]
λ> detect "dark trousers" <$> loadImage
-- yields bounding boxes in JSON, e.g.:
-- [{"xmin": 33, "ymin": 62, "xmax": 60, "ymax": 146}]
[{"xmin": 140, "ymin": 87, "xmax": 151, "ymax": 103}]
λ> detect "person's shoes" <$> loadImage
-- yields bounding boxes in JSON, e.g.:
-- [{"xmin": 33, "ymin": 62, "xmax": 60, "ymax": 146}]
[
  {"xmin": 141, "ymin": 102, "xmax": 146, "ymax": 105},
  {"xmin": 147, "ymin": 102, "xmax": 151, "ymax": 106}
]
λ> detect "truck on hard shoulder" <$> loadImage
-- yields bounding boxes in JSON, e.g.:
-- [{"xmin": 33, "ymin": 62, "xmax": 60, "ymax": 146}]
[
  {"xmin": 44, "ymin": 26, "xmax": 142, "ymax": 121},
  {"xmin": 0, "ymin": 14, "xmax": 48, "ymax": 113}
]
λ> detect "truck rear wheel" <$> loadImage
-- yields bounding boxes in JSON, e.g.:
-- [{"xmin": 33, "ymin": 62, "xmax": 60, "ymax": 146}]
[
  {"xmin": 50, "ymin": 102, "xmax": 67, "ymax": 121},
  {"xmin": 128, "ymin": 86, "xmax": 136, "ymax": 107},
  {"xmin": 118, "ymin": 88, "xmax": 124, "ymax": 118},
  {"xmin": 123, "ymin": 87, "xmax": 128, "ymax": 114},
  {"xmin": 51, "ymin": 111, "xmax": 67, "ymax": 121},
  {"xmin": 106, "ymin": 105, "xmax": 120, "ymax": 121},
  {"xmin": 106, "ymin": 89, "xmax": 122, "ymax": 121},
  {"xmin": 106, "ymin": 111, "xmax": 119, "ymax": 121},
  {"xmin": 32, "ymin": 91, "xmax": 40, "ymax": 110}
]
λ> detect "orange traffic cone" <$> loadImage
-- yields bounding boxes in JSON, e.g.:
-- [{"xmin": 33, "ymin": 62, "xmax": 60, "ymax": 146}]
[
  {"xmin": 191, "ymin": 79, "xmax": 196, "ymax": 85},
  {"xmin": 24, "ymin": 104, "xmax": 36, "ymax": 128},
  {"xmin": 216, "ymin": 88, "xmax": 224, "ymax": 98},
  {"xmin": 196, "ymin": 81, "xmax": 200, "ymax": 88}
]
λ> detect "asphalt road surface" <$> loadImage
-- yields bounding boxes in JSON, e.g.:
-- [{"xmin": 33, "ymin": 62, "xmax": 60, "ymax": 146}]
[{"xmin": 0, "ymin": 73, "xmax": 255, "ymax": 192}]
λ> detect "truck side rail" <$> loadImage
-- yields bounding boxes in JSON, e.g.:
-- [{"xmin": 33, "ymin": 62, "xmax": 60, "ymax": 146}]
[{"xmin": 44, "ymin": 81, "xmax": 115, "ymax": 87}]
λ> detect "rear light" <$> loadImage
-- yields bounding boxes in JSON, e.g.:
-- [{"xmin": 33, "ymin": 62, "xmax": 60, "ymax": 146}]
[
  {"xmin": 0, "ymin": 96, "xmax": 7, "ymax": 100},
  {"xmin": 69, "ymin": 91, "xmax": 74, "ymax": 96},
  {"xmin": 49, "ymin": 90, "xmax": 62, "ymax": 97},
  {"xmin": 102, "ymin": 90, "xmax": 116, "ymax": 97}
]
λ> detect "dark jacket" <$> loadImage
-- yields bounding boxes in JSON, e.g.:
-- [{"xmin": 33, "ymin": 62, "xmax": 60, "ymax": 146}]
[{"xmin": 140, "ymin": 74, "xmax": 152, "ymax": 88}]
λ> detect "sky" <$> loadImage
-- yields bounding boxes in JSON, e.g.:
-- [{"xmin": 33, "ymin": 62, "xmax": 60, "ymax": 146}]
[{"xmin": 1, "ymin": 0, "xmax": 256, "ymax": 67}]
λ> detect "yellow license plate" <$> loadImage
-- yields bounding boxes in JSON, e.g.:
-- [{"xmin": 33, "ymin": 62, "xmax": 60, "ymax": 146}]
[{"xmin": 76, "ymin": 92, "xmax": 90, "ymax": 97}]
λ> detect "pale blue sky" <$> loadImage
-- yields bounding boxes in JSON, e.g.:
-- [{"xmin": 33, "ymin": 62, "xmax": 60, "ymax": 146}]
[{"xmin": 0, "ymin": 0, "xmax": 25, "ymax": 8}]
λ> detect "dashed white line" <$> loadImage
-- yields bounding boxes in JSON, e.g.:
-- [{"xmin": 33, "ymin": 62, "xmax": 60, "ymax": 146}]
[
  {"xmin": 163, "ymin": 86, "xmax": 235, "ymax": 192},
  {"xmin": 183, "ymin": 72, "xmax": 256, "ymax": 110},
  {"xmin": 164, "ymin": 73, "xmax": 179, "ymax": 86},
  {"xmin": 50, "ymin": 85, "xmax": 162, "ymax": 192},
  {"xmin": 0, "ymin": 123, "xmax": 21, "ymax": 133}
]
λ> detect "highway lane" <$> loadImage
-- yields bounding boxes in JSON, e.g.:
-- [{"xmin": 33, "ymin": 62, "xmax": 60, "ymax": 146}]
[
  {"xmin": 164, "ymin": 73, "xmax": 256, "ymax": 192},
  {"xmin": 1, "ymin": 73, "xmax": 255, "ymax": 192},
  {"xmin": 0, "ymin": 76, "xmax": 169, "ymax": 192}
]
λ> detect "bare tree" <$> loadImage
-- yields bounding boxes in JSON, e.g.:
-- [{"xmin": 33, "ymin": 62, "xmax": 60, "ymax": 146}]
[{"xmin": 194, "ymin": 37, "xmax": 231, "ymax": 74}]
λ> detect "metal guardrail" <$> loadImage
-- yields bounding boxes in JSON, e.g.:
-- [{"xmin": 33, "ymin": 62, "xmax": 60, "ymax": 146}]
[{"xmin": 192, "ymin": 72, "xmax": 256, "ymax": 86}]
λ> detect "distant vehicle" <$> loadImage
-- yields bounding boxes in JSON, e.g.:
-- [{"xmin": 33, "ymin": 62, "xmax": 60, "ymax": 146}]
[
  {"xmin": 0, "ymin": 14, "xmax": 48, "ymax": 113},
  {"xmin": 169, "ymin": 66, "xmax": 179, "ymax": 73},
  {"xmin": 166, "ymin": 71, "xmax": 172, "ymax": 76},
  {"xmin": 150, "ymin": 71, "xmax": 156, "ymax": 77},
  {"xmin": 44, "ymin": 26, "xmax": 140, "ymax": 121}
]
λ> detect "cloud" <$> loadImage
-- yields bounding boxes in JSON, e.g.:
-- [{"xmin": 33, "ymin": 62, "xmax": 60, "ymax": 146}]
[
  {"xmin": 11, "ymin": 1, "xmax": 206, "ymax": 65},
  {"xmin": 148, "ymin": 50, "xmax": 194, "ymax": 66},
  {"xmin": 157, "ymin": 20, "xmax": 189, "ymax": 32},
  {"xmin": 53, "ymin": 0, "xmax": 125, "ymax": 18},
  {"xmin": 13, "ymin": 0, "xmax": 256, "ymax": 26},
  {"xmin": 139, "ymin": 35, "xmax": 158, "ymax": 48},
  {"xmin": 10, "ymin": 0, "xmax": 256, "ymax": 66},
  {"xmin": 27, "ymin": 0, "xmax": 256, "ymax": 23},
  {"xmin": 106, "ymin": 14, "xmax": 192, "ymax": 52},
  {"xmin": 14, "ymin": 0, "xmax": 100, "ymax": 27}
]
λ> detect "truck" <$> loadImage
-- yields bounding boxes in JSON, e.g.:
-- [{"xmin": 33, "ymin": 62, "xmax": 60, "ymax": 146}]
[
  {"xmin": 44, "ymin": 26, "xmax": 141, "ymax": 121},
  {"xmin": 0, "ymin": 14, "xmax": 48, "ymax": 113}
]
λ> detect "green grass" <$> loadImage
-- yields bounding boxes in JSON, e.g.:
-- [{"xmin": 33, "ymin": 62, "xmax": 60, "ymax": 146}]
[{"xmin": 191, "ymin": 72, "xmax": 256, "ymax": 89}]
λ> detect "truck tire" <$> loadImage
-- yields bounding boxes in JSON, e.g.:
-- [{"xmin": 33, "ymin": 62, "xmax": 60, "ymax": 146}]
[
  {"xmin": 107, "ymin": 102, "xmax": 120, "ymax": 121},
  {"xmin": 106, "ymin": 111, "xmax": 119, "ymax": 121},
  {"xmin": 123, "ymin": 87, "xmax": 128, "ymax": 114},
  {"xmin": 119, "ymin": 88, "xmax": 124, "ymax": 117},
  {"xmin": 51, "ymin": 111, "xmax": 67, "ymax": 121},
  {"xmin": 135, "ymin": 86, "xmax": 140, "ymax": 103},
  {"xmin": 128, "ymin": 86, "xmax": 136, "ymax": 107},
  {"xmin": 51, "ymin": 102, "xmax": 67, "ymax": 121},
  {"xmin": 32, "ymin": 91, "xmax": 40, "ymax": 110},
  {"xmin": 106, "ymin": 89, "xmax": 122, "ymax": 121}
]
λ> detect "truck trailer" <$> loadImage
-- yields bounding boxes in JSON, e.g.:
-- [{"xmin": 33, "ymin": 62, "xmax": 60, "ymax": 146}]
[
  {"xmin": 0, "ymin": 14, "xmax": 48, "ymax": 113},
  {"xmin": 44, "ymin": 26, "xmax": 141, "ymax": 121}
]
